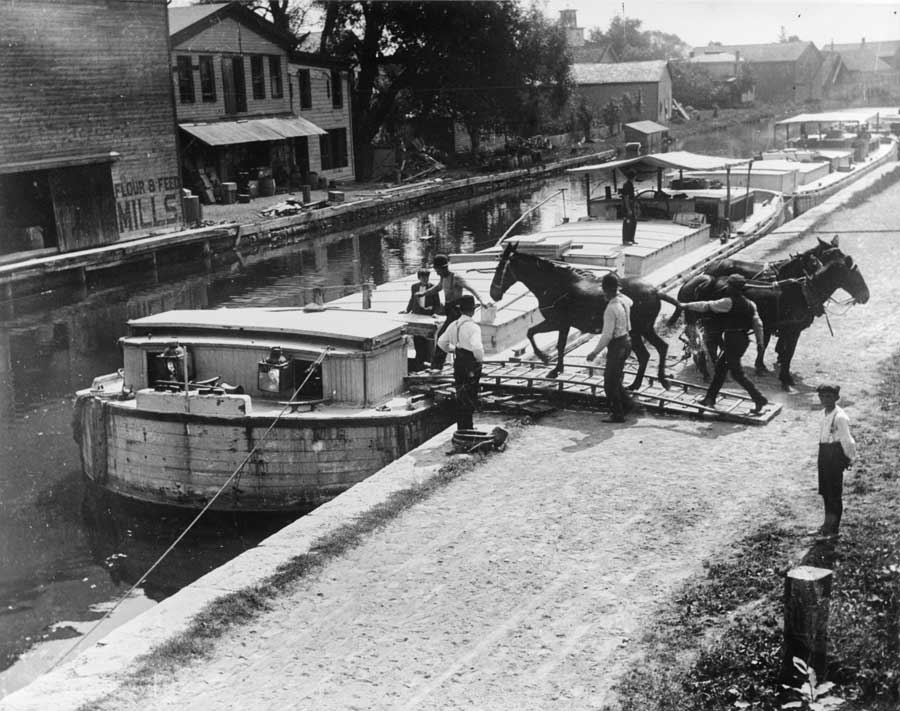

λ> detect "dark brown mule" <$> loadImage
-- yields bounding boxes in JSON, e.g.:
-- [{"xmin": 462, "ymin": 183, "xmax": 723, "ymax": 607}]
[
  {"xmin": 671, "ymin": 256, "xmax": 870, "ymax": 390},
  {"xmin": 679, "ymin": 235, "xmax": 855, "ymax": 379},
  {"xmin": 489, "ymin": 243, "xmax": 682, "ymax": 389}
]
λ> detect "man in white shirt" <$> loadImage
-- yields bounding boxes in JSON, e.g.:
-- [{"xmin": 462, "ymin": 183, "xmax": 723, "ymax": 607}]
[
  {"xmin": 815, "ymin": 383, "xmax": 857, "ymax": 541},
  {"xmin": 586, "ymin": 273, "xmax": 634, "ymax": 423},
  {"xmin": 437, "ymin": 295, "xmax": 484, "ymax": 431}
]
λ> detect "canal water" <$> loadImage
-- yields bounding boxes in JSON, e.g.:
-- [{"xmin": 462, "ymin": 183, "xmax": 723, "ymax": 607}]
[{"xmin": 0, "ymin": 123, "xmax": 884, "ymax": 696}]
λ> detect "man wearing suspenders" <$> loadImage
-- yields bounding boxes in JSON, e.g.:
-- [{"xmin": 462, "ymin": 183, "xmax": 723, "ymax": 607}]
[{"xmin": 436, "ymin": 295, "xmax": 484, "ymax": 431}]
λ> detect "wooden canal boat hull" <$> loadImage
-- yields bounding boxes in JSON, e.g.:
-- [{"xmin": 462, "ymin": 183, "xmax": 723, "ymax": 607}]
[{"xmin": 74, "ymin": 390, "xmax": 452, "ymax": 512}]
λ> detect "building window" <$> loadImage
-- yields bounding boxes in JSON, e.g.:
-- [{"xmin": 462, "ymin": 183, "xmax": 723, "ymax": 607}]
[
  {"xmin": 222, "ymin": 55, "xmax": 247, "ymax": 114},
  {"xmin": 330, "ymin": 69, "xmax": 343, "ymax": 109},
  {"xmin": 319, "ymin": 128, "xmax": 348, "ymax": 170},
  {"xmin": 298, "ymin": 69, "xmax": 312, "ymax": 109},
  {"xmin": 269, "ymin": 56, "xmax": 283, "ymax": 99},
  {"xmin": 199, "ymin": 55, "xmax": 216, "ymax": 102},
  {"xmin": 176, "ymin": 55, "xmax": 195, "ymax": 104},
  {"xmin": 251, "ymin": 55, "xmax": 266, "ymax": 100}
]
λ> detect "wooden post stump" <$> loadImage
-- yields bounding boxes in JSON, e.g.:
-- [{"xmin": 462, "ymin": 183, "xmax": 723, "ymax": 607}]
[{"xmin": 782, "ymin": 565, "xmax": 832, "ymax": 682}]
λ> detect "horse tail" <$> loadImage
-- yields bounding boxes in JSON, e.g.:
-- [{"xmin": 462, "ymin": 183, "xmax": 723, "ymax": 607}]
[{"xmin": 661, "ymin": 291, "xmax": 683, "ymax": 328}]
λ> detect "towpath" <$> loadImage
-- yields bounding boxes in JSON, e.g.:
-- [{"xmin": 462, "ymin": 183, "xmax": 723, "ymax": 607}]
[{"xmin": 3, "ymin": 165, "xmax": 899, "ymax": 711}]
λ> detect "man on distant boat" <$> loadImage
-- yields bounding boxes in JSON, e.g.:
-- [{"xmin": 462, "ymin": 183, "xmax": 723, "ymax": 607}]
[
  {"xmin": 621, "ymin": 169, "xmax": 637, "ymax": 245},
  {"xmin": 425, "ymin": 254, "xmax": 491, "ymax": 371},
  {"xmin": 437, "ymin": 295, "xmax": 484, "ymax": 431},
  {"xmin": 679, "ymin": 274, "xmax": 769, "ymax": 414}
]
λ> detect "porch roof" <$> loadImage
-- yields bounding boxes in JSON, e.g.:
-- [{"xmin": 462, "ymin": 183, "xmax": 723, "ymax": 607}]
[{"xmin": 180, "ymin": 117, "xmax": 327, "ymax": 146}]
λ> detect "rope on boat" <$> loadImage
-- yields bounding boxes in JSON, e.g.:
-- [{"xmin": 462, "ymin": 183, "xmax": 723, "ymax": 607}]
[{"xmin": 47, "ymin": 347, "xmax": 333, "ymax": 674}]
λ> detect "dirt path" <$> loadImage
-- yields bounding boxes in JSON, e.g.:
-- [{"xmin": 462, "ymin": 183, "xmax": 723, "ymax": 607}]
[{"xmin": 82, "ymin": 188, "xmax": 900, "ymax": 710}]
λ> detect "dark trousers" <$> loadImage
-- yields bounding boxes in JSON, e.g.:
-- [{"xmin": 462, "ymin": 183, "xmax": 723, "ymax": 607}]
[
  {"xmin": 604, "ymin": 335, "xmax": 632, "ymax": 418},
  {"xmin": 818, "ymin": 442, "xmax": 847, "ymax": 534},
  {"xmin": 431, "ymin": 301, "xmax": 461, "ymax": 370},
  {"xmin": 410, "ymin": 335, "xmax": 433, "ymax": 370},
  {"xmin": 705, "ymin": 331, "xmax": 765, "ymax": 406},
  {"xmin": 622, "ymin": 216, "xmax": 637, "ymax": 245},
  {"xmin": 453, "ymin": 348, "xmax": 482, "ymax": 430}
]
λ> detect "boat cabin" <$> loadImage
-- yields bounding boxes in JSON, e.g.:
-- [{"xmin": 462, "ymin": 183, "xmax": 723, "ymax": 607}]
[{"xmin": 118, "ymin": 307, "xmax": 407, "ymax": 408}]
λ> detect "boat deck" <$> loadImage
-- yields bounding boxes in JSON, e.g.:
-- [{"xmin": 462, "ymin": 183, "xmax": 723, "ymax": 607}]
[{"xmin": 328, "ymin": 217, "xmax": 714, "ymax": 355}]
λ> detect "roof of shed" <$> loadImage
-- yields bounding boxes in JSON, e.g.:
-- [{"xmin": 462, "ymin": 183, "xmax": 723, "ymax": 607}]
[
  {"xmin": 693, "ymin": 41, "xmax": 816, "ymax": 63},
  {"xmin": 571, "ymin": 60, "xmax": 669, "ymax": 85}
]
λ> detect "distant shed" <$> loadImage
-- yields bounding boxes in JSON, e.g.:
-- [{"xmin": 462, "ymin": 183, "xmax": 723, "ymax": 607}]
[{"xmin": 623, "ymin": 121, "xmax": 670, "ymax": 155}]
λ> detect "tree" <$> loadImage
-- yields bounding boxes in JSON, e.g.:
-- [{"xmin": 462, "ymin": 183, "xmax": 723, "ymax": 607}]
[
  {"xmin": 589, "ymin": 16, "xmax": 689, "ymax": 61},
  {"xmin": 317, "ymin": 1, "xmax": 572, "ymax": 173},
  {"xmin": 199, "ymin": 0, "xmax": 314, "ymax": 37},
  {"xmin": 600, "ymin": 99, "xmax": 621, "ymax": 136},
  {"xmin": 669, "ymin": 61, "xmax": 717, "ymax": 109}
]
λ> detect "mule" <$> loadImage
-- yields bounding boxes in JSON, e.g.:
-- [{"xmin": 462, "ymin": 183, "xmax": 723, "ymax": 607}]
[
  {"xmin": 489, "ymin": 243, "xmax": 682, "ymax": 389},
  {"xmin": 704, "ymin": 234, "xmax": 846, "ymax": 282},
  {"xmin": 682, "ymin": 235, "xmax": 853, "ymax": 376},
  {"xmin": 671, "ymin": 257, "xmax": 870, "ymax": 389}
]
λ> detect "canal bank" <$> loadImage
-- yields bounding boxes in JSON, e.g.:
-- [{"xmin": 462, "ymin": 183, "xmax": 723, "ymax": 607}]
[{"xmin": 4, "ymin": 163, "xmax": 898, "ymax": 711}]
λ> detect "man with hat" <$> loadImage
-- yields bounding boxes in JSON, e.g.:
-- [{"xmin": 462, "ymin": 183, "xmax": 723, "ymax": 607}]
[
  {"xmin": 621, "ymin": 169, "xmax": 637, "ymax": 245},
  {"xmin": 586, "ymin": 272, "xmax": 634, "ymax": 423},
  {"xmin": 679, "ymin": 273, "xmax": 769, "ymax": 414},
  {"xmin": 423, "ymin": 254, "xmax": 491, "ymax": 372},
  {"xmin": 815, "ymin": 383, "xmax": 856, "ymax": 541},
  {"xmin": 436, "ymin": 294, "xmax": 484, "ymax": 431}
]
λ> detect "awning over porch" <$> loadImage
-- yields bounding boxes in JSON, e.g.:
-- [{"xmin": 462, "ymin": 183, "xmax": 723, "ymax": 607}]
[{"xmin": 180, "ymin": 117, "xmax": 327, "ymax": 146}]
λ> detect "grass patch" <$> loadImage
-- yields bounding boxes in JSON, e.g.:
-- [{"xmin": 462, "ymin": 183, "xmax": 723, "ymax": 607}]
[
  {"xmin": 79, "ymin": 421, "xmax": 524, "ymax": 710},
  {"xmin": 605, "ymin": 352, "xmax": 900, "ymax": 711}
]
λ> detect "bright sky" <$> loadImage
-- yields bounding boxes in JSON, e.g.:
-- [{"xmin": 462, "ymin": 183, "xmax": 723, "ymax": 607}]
[{"xmin": 539, "ymin": 0, "xmax": 900, "ymax": 47}]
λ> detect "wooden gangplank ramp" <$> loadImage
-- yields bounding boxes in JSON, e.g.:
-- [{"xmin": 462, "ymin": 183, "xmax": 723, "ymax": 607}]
[{"xmin": 407, "ymin": 358, "xmax": 781, "ymax": 425}]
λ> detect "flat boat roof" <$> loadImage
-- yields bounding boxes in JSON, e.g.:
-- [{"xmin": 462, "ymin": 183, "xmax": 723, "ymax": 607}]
[
  {"xmin": 127, "ymin": 307, "xmax": 405, "ymax": 349},
  {"xmin": 776, "ymin": 110, "xmax": 880, "ymax": 126}
]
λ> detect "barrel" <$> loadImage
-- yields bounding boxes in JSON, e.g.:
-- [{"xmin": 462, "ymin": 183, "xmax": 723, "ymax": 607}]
[
  {"xmin": 259, "ymin": 177, "xmax": 276, "ymax": 197},
  {"xmin": 221, "ymin": 182, "xmax": 237, "ymax": 204}
]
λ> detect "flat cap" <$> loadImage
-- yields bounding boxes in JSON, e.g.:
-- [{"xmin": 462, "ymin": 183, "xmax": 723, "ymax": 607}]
[
  {"xmin": 816, "ymin": 383, "xmax": 841, "ymax": 396},
  {"xmin": 432, "ymin": 254, "xmax": 449, "ymax": 267},
  {"xmin": 457, "ymin": 294, "xmax": 476, "ymax": 310},
  {"xmin": 725, "ymin": 274, "xmax": 747, "ymax": 290}
]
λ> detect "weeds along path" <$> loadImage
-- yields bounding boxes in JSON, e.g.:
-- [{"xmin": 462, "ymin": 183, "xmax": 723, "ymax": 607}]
[{"xmin": 93, "ymin": 200, "xmax": 900, "ymax": 710}]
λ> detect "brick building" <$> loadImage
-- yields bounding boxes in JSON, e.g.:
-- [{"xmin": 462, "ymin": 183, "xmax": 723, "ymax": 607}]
[
  {"xmin": 0, "ymin": 0, "xmax": 182, "ymax": 258},
  {"xmin": 170, "ymin": 2, "xmax": 354, "ymax": 200}
]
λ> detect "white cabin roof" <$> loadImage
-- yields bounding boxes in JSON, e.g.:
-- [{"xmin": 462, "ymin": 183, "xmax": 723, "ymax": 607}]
[{"xmin": 127, "ymin": 307, "xmax": 406, "ymax": 350}]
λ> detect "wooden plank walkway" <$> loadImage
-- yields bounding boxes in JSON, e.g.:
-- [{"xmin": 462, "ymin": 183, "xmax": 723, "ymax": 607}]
[{"xmin": 407, "ymin": 358, "xmax": 781, "ymax": 426}]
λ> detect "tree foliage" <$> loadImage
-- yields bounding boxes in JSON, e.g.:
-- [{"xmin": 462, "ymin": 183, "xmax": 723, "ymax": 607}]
[
  {"xmin": 669, "ymin": 61, "xmax": 718, "ymax": 109},
  {"xmin": 588, "ymin": 16, "xmax": 689, "ymax": 61},
  {"xmin": 316, "ymin": 1, "xmax": 572, "ymax": 164}
]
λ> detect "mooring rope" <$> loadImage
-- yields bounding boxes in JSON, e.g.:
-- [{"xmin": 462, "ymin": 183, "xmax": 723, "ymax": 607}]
[{"xmin": 47, "ymin": 347, "xmax": 333, "ymax": 673}]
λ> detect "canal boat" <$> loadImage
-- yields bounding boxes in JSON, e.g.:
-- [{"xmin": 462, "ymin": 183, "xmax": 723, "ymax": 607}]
[{"xmin": 74, "ymin": 306, "xmax": 453, "ymax": 512}]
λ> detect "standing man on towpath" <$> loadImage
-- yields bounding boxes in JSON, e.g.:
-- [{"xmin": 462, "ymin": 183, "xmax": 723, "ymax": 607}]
[
  {"xmin": 424, "ymin": 254, "xmax": 491, "ymax": 372},
  {"xmin": 814, "ymin": 383, "xmax": 856, "ymax": 541},
  {"xmin": 679, "ymin": 274, "xmax": 769, "ymax": 414},
  {"xmin": 437, "ymin": 295, "xmax": 484, "ymax": 431},
  {"xmin": 586, "ymin": 272, "xmax": 634, "ymax": 423}
]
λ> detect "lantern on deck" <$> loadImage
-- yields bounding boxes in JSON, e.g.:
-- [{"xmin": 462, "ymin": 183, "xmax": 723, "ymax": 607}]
[{"xmin": 258, "ymin": 347, "xmax": 293, "ymax": 396}]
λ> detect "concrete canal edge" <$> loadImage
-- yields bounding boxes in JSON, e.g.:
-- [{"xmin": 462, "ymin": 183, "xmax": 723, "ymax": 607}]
[{"xmin": 0, "ymin": 418, "xmax": 514, "ymax": 711}]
